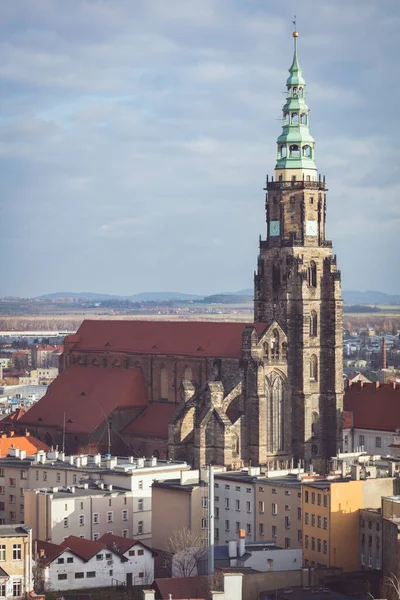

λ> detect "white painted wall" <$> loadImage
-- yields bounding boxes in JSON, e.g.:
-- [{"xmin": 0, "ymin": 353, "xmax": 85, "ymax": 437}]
[
  {"xmin": 343, "ymin": 427, "xmax": 394, "ymax": 456},
  {"xmin": 214, "ymin": 477, "xmax": 255, "ymax": 545},
  {"xmin": 42, "ymin": 545, "xmax": 154, "ymax": 592},
  {"xmin": 243, "ymin": 547, "xmax": 302, "ymax": 572},
  {"xmin": 212, "ymin": 574, "xmax": 242, "ymax": 600}
]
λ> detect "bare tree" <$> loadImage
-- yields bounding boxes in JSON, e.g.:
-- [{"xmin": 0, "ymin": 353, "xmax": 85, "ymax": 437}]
[
  {"xmin": 384, "ymin": 574, "xmax": 400, "ymax": 600},
  {"xmin": 164, "ymin": 527, "xmax": 207, "ymax": 578}
]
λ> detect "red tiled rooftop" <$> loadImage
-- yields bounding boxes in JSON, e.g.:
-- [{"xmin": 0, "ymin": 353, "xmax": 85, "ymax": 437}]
[
  {"xmin": 60, "ymin": 535, "xmax": 125, "ymax": 562},
  {"xmin": 344, "ymin": 382, "xmax": 400, "ymax": 432},
  {"xmin": 19, "ymin": 365, "xmax": 147, "ymax": 434},
  {"xmin": 99, "ymin": 533, "xmax": 156, "ymax": 556},
  {"xmin": 122, "ymin": 401, "xmax": 177, "ymax": 438},
  {"xmin": 64, "ymin": 320, "xmax": 267, "ymax": 358},
  {"xmin": 35, "ymin": 539, "xmax": 64, "ymax": 565},
  {"xmin": 155, "ymin": 575, "xmax": 209, "ymax": 600},
  {"xmin": 0, "ymin": 433, "xmax": 49, "ymax": 455}
]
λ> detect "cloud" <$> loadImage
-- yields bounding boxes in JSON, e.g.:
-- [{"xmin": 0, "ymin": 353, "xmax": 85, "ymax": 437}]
[{"xmin": 0, "ymin": 0, "xmax": 399, "ymax": 296}]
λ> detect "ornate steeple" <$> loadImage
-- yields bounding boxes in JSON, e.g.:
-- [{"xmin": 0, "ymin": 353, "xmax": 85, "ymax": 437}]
[{"xmin": 276, "ymin": 31, "xmax": 316, "ymax": 173}]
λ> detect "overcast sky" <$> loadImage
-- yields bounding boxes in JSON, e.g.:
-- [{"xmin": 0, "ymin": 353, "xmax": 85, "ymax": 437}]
[{"xmin": 1, "ymin": 0, "xmax": 399, "ymax": 297}]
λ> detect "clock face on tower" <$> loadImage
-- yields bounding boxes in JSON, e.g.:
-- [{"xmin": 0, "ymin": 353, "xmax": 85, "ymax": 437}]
[
  {"xmin": 269, "ymin": 220, "xmax": 280, "ymax": 237},
  {"xmin": 306, "ymin": 220, "xmax": 318, "ymax": 236}
]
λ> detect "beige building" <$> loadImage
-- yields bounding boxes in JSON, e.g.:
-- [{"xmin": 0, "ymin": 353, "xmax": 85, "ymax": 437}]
[
  {"xmin": 151, "ymin": 471, "xmax": 207, "ymax": 550},
  {"xmin": 255, "ymin": 476, "xmax": 302, "ymax": 549},
  {"xmin": 0, "ymin": 525, "xmax": 32, "ymax": 598}
]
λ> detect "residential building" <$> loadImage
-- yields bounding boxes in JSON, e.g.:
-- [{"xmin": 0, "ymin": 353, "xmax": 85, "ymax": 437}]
[
  {"xmin": 214, "ymin": 470, "xmax": 258, "ymax": 545},
  {"xmin": 360, "ymin": 508, "xmax": 381, "ymax": 570},
  {"xmin": 0, "ymin": 450, "xmax": 188, "ymax": 541},
  {"xmin": 35, "ymin": 533, "xmax": 155, "ymax": 592},
  {"xmin": 151, "ymin": 470, "xmax": 206, "ymax": 551},
  {"xmin": 0, "ymin": 524, "xmax": 32, "ymax": 599},
  {"xmin": 382, "ymin": 496, "xmax": 400, "ymax": 586},
  {"xmin": 343, "ymin": 381, "xmax": 400, "ymax": 455},
  {"xmin": 255, "ymin": 475, "xmax": 302, "ymax": 550},
  {"xmin": 302, "ymin": 475, "xmax": 396, "ymax": 572},
  {"xmin": 32, "ymin": 345, "xmax": 60, "ymax": 369}
]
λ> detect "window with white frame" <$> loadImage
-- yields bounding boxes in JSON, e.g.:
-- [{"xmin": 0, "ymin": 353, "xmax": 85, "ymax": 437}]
[
  {"xmin": 138, "ymin": 498, "xmax": 143, "ymax": 511},
  {"xmin": 122, "ymin": 510, "xmax": 128, "ymax": 521},
  {"xmin": 12, "ymin": 544, "xmax": 21, "ymax": 560},
  {"xmin": 236, "ymin": 499, "xmax": 240, "ymax": 511},
  {"xmin": 138, "ymin": 521, "xmax": 143, "ymax": 534},
  {"xmin": 13, "ymin": 581, "xmax": 22, "ymax": 597},
  {"xmin": 0, "ymin": 545, "xmax": 5, "ymax": 561},
  {"xmin": 107, "ymin": 511, "xmax": 113, "ymax": 523},
  {"xmin": 0, "ymin": 582, "xmax": 5, "ymax": 598},
  {"xmin": 93, "ymin": 513, "xmax": 99, "ymax": 524},
  {"xmin": 202, "ymin": 497, "xmax": 207, "ymax": 508},
  {"xmin": 201, "ymin": 518, "xmax": 207, "ymax": 530},
  {"xmin": 63, "ymin": 517, "xmax": 69, "ymax": 528},
  {"xmin": 225, "ymin": 498, "xmax": 230, "ymax": 509},
  {"xmin": 79, "ymin": 515, "xmax": 84, "ymax": 526}
]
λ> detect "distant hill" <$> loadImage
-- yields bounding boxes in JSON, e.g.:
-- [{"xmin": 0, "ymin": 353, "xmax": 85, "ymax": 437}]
[
  {"xmin": 36, "ymin": 289, "xmax": 399, "ymax": 306},
  {"xmin": 342, "ymin": 290, "xmax": 400, "ymax": 305}
]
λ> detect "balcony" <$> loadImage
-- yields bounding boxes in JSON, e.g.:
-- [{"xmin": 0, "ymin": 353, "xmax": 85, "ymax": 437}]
[{"xmin": 266, "ymin": 180, "xmax": 326, "ymax": 191}]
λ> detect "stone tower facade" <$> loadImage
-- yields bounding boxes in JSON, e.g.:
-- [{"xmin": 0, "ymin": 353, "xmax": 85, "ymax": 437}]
[{"xmin": 254, "ymin": 32, "xmax": 343, "ymax": 465}]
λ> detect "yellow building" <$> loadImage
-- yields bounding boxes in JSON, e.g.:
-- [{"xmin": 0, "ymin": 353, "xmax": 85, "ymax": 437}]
[
  {"xmin": 302, "ymin": 477, "xmax": 395, "ymax": 572},
  {"xmin": 0, "ymin": 525, "xmax": 32, "ymax": 598}
]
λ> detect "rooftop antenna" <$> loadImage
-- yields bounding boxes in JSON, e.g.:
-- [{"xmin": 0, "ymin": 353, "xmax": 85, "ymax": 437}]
[{"xmin": 107, "ymin": 418, "xmax": 112, "ymax": 455}]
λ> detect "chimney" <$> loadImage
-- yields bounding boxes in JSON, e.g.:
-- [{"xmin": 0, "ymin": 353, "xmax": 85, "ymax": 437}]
[
  {"xmin": 39, "ymin": 549, "xmax": 45, "ymax": 559},
  {"xmin": 382, "ymin": 337, "xmax": 387, "ymax": 370},
  {"xmin": 238, "ymin": 529, "xmax": 246, "ymax": 557},
  {"xmin": 142, "ymin": 591, "xmax": 155, "ymax": 600},
  {"xmin": 228, "ymin": 540, "xmax": 237, "ymax": 558}
]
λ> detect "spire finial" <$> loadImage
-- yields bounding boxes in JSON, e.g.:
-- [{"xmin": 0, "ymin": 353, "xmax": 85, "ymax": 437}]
[{"xmin": 292, "ymin": 16, "xmax": 299, "ymax": 51}]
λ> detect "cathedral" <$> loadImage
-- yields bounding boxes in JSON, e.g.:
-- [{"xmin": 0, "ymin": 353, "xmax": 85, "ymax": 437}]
[{"xmin": 19, "ymin": 32, "xmax": 343, "ymax": 471}]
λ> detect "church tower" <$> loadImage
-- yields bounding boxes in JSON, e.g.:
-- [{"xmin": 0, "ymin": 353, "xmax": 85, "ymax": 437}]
[{"xmin": 254, "ymin": 30, "xmax": 343, "ymax": 464}]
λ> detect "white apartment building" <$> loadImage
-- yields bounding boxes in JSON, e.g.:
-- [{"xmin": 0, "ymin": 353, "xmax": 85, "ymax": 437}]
[
  {"xmin": 1, "ymin": 450, "xmax": 189, "ymax": 544},
  {"xmin": 214, "ymin": 471, "xmax": 258, "ymax": 545}
]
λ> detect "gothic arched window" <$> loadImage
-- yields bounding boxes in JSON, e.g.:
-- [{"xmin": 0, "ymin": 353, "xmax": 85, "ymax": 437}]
[
  {"xmin": 310, "ymin": 355, "xmax": 318, "ymax": 381},
  {"xmin": 160, "ymin": 367, "xmax": 169, "ymax": 399},
  {"xmin": 310, "ymin": 311, "xmax": 318, "ymax": 337},
  {"xmin": 308, "ymin": 261, "xmax": 317, "ymax": 288},
  {"xmin": 271, "ymin": 329, "xmax": 280, "ymax": 360},
  {"xmin": 266, "ymin": 374, "xmax": 285, "ymax": 454},
  {"xmin": 184, "ymin": 366, "xmax": 193, "ymax": 381}
]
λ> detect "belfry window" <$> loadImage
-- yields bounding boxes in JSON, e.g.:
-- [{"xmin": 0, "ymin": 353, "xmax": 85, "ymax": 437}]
[
  {"xmin": 283, "ymin": 113, "xmax": 289, "ymax": 125},
  {"xmin": 303, "ymin": 145, "xmax": 312, "ymax": 158},
  {"xmin": 289, "ymin": 145, "xmax": 300, "ymax": 158},
  {"xmin": 300, "ymin": 113, "xmax": 307, "ymax": 125},
  {"xmin": 292, "ymin": 87, "xmax": 298, "ymax": 96},
  {"xmin": 308, "ymin": 261, "xmax": 317, "ymax": 288},
  {"xmin": 298, "ymin": 88, "xmax": 304, "ymax": 97},
  {"xmin": 310, "ymin": 355, "xmax": 318, "ymax": 381},
  {"xmin": 310, "ymin": 311, "xmax": 317, "ymax": 337},
  {"xmin": 291, "ymin": 113, "xmax": 299, "ymax": 125},
  {"xmin": 279, "ymin": 145, "xmax": 287, "ymax": 159}
]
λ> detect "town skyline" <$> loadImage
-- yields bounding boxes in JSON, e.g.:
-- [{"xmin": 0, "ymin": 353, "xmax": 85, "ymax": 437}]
[{"xmin": 1, "ymin": 0, "xmax": 399, "ymax": 297}]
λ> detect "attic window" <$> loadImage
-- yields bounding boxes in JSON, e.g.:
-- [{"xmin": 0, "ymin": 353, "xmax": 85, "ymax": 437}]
[
  {"xmin": 67, "ymin": 419, "xmax": 73, "ymax": 424},
  {"xmin": 38, "ymin": 418, "xmax": 43, "ymax": 422},
  {"xmin": 197, "ymin": 346, "xmax": 204, "ymax": 352},
  {"xmin": 81, "ymin": 391, "xmax": 86, "ymax": 396},
  {"xmin": 105, "ymin": 342, "xmax": 111, "ymax": 347}
]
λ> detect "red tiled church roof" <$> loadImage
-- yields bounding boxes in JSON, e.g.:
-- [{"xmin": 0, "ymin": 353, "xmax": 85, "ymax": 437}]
[
  {"xmin": 19, "ymin": 365, "xmax": 147, "ymax": 434},
  {"xmin": 122, "ymin": 401, "xmax": 177, "ymax": 438},
  {"xmin": 344, "ymin": 382, "xmax": 400, "ymax": 432},
  {"xmin": 64, "ymin": 320, "xmax": 267, "ymax": 358}
]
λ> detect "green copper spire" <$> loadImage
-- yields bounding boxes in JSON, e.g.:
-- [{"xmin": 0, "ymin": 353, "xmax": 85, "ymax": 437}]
[{"xmin": 275, "ymin": 31, "xmax": 316, "ymax": 171}]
